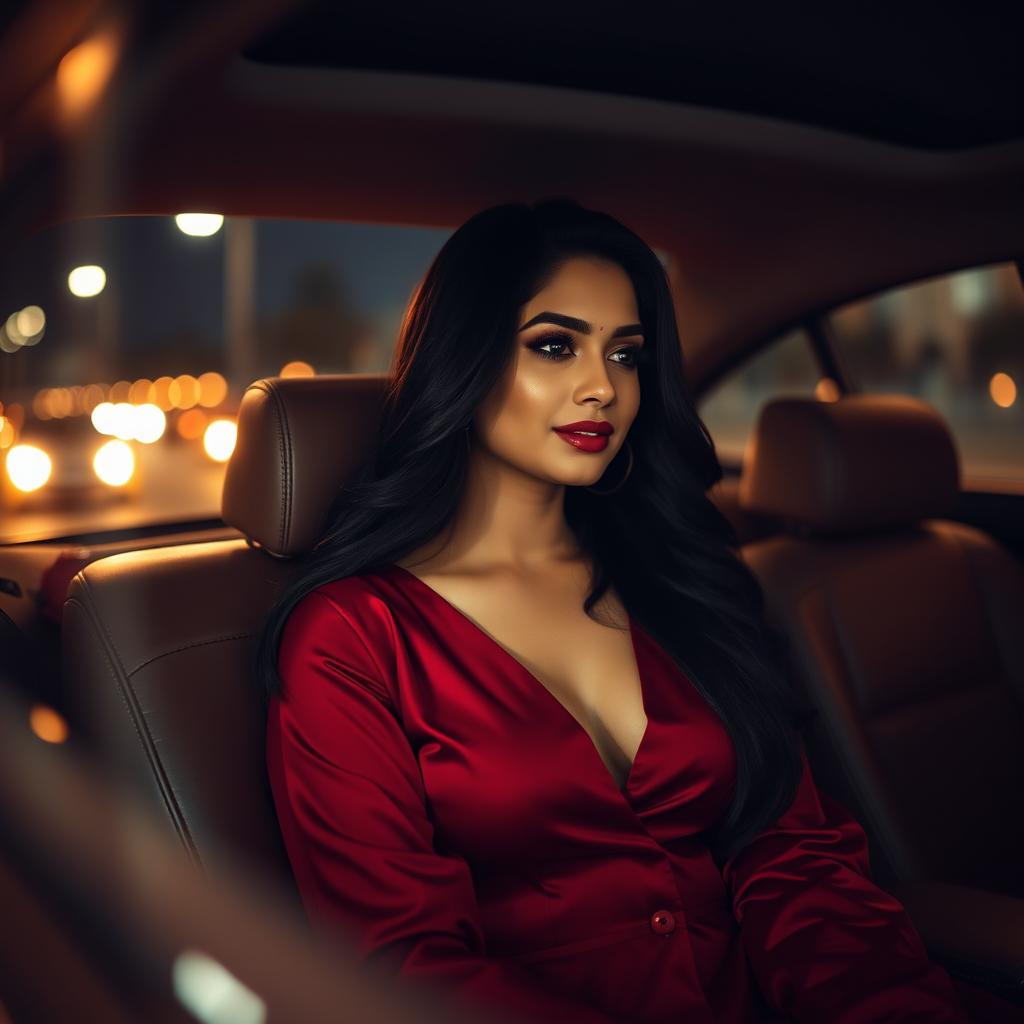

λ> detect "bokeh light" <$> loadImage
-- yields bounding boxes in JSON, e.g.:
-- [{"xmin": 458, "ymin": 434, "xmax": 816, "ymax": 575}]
[
  {"xmin": 203, "ymin": 419, "xmax": 237, "ymax": 462},
  {"xmin": 30, "ymin": 704, "xmax": 69, "ymax": 744},
  {"xmin": 129, "ymin": 378, "xmax": 154, "ymax": 404},
  {"xmin": 175, "ymin": 213, "xmax": 224, "ymax": 237},
  {"xmin": 0, "ymin": 323, "xmax": 20, "ymax": 353},
  {"xmin": 176, "ymin": 408, "xmax": 208, "ymax": 440},
  {"xmin": 93, "ymin": 439, "xmax": 135, "ymax": 486},
  {"xmin": 4, "ymin": 404, "xmax": 24, "ymax": 431},
  {"xmin": 16, "ymin": 305, "xmax": 45, "ymax": 338},
  {"xmin": 152, "ymin": 376, "xmax": 175, "ymax": 411},
  {"xmin": 169, "ymin": 375, "xmax": 200, "ymax": 410},
  {"xmin": 110, "ymin": 402, "xmax": 136, "ymax": 440},
  {"xmin": 197, "ymin": 372, "xmax": 228, "ymax": 407},
  {"xmin": 33, "ymin": 390, "xmax": 53, "ymax": 420},
  {"xmin": 172, "ymin": 949, "xmax": 266, "ymax": 1024},
  {"xmin": 5, "ymin": 313, "xmax": 25, "ymax": 344},
  {"xmin": 989, "ymin": 372, "xmax": 1016, "ymax": 409},
  {"xmin": 132, "ymin": 404, "xmax": 167, "ymax": 444},
  {"xmin": 6, "ymin": 444, "xmax": 52, "ymax": 492},
  {"xmin": 68, "ymin": 265, "xmax": 106, "ymax": 298},
  {"xmin": 279, "ymin": 360, "xmax": 314, "ymax": 378},
  {"xmin": 52, "ymin": 389, "xmax": 74, "ymax": 418},
  {"xmin": 90, "ymin": 401, "xmax": 116, "ymax": 434},
  {"xmin": 56, "ymin": 29, "xmax": 118, "ymax": 119},
  {"xmin": 0, "ymin": 306, "xmax": 45, "ymax": 349},
  {"xmin": 815, "ymin": 377, "xmax": 841, "ymax": 402},
  {"xmin": 82, "ymin": 384, "xmax": 106, "ymax": 413}
]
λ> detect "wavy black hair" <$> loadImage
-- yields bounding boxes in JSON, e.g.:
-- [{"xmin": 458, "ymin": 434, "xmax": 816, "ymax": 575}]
[{"xmin": 255, "ymin": 196, "xmax": 816, "ymax": 864}]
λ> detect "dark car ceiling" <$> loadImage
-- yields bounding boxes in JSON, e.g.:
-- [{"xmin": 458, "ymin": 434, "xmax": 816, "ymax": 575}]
[
  {"xmin": 0, "ymin": 0, "xmax": 1021, "ymax": 388},
  {"xmin": 242, "ymin": 1, "xmax": 1024, "ymax": 152}
]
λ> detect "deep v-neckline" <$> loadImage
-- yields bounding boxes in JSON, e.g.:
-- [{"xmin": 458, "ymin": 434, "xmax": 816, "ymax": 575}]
[{"xmin": 387, "ymin": 562, "xmax": 651, "ymax": 795}]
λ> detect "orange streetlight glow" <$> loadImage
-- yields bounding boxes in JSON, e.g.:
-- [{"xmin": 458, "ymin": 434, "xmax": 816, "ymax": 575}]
[
  {"xmin": 280, "ymin": 360, "xmax": 314, "ymax": 378},
  {"xmin": 30, "ymin": 705, "xmax": 69, "ymax": 744},
  {"xmin": 56, "ymin": 28, "xmax": 119, "ymax": 120},
  {"xmin": 989, "ymin": 372, "xmax": 1016, "ymax": 409}
]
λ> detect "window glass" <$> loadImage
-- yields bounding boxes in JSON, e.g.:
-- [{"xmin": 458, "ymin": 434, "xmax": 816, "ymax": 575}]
[
  {"xmin": 0, "ymin": 216, "xmax": 452, "ymax": 543},
  {"xmin": 829, "ymin": 262, "xmax": 1024, "ymax": 486},
  {"xmin": 697, "ymin": 327, "xmax": 826, "ymax": 464}
]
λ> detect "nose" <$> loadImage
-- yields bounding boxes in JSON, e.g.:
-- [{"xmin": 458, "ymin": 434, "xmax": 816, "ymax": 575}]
[{"xmin": 573, "ymin": 349, "xmax": 617, "ymax": 404}]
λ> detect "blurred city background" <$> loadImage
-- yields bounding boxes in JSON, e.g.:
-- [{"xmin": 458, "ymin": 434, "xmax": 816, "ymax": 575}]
[
  {"xmin": 701, "ymin": 260, "xmax": 1023, "ymax": 478},
  {"xmin": 0, "ymin": 215, "xmax": 1021, "ymax": 544}
]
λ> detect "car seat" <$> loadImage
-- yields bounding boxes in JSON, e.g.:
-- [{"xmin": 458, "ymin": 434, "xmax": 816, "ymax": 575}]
[
  {"xmin": 61, "ymin": 374, "xmax": 389, "ymax": 892},
  {"xmin": 738, "ymin": 393, "xmax": 1024, "ymax": 999}
]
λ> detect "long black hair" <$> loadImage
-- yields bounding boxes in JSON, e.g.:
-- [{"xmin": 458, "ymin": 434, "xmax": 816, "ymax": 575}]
[{"xmin": 255, "ymin": 197, "xmax": 815, "ymax": 864}]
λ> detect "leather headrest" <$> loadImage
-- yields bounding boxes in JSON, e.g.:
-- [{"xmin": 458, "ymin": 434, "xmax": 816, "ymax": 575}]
[
  {"xmin": 221, "ymin": 375, "xmax": 390, "ymax": 557},
  {"xmin": 738, "ymin": 395, "xmax": 960, "ymax": 535}
]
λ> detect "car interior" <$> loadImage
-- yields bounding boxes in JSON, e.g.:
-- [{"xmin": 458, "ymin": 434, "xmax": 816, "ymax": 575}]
[
  {"xmin": 0, "ymin": 678, "xmax": 492, "ymax": 1024},
  {"xmin": 1, "ymin": 1, "xmax": 1022, "ymax": 1019}
]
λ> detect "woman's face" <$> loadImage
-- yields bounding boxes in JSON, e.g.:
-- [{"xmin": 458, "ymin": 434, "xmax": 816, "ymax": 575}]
[{"xmin": 473, "ymin": 256, "xmax": 644, "ymax": 489}]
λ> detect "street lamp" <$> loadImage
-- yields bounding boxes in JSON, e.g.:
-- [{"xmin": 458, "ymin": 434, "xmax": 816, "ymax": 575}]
[
  {"xmin": 68, "ymin": 265, "xmax": 106, "ymax": 297},
  {"xmin": 175, "ymin": 214, "xmax": 224, "ymax": 237}
]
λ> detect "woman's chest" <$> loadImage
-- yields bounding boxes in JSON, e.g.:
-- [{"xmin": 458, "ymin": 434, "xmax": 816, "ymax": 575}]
[
  {"xmin": 381, "ymin": 571, "xmax": 737, "ymax": 865},
  {"xmin": 428, "ymin": 575, "xmax": 648, "ymax": 792}
]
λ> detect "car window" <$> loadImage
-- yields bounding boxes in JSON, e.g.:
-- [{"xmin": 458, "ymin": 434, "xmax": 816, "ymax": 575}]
[
  {"xmin": 697, "ymin": 327, "xmax": 826, "ymax": 465},
  {"xmin": 828, "ymin": 261, "xmax": 1024, "ymax": 488},
  {"xmin": 0, "ymin": 218, "xmax": 674, "ymax": 544},
  {"xmin": 0, "ymin": 216, "xmax": 453, "ymax": 544}
]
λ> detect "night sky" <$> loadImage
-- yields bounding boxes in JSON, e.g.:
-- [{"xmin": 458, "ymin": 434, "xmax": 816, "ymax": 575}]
[{"xmin": 0, "ymin": 215, "xmax": 453, "ymax": 387}]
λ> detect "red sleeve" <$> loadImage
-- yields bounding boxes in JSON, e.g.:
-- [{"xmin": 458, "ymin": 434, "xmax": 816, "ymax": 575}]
[
  {"xmin": 721, "ymin": 743, "xmax": 972, "ymax": 1023},
  {"xmin": 265, "ymin": 590, "xmax": 619, "ymax": 1024}
]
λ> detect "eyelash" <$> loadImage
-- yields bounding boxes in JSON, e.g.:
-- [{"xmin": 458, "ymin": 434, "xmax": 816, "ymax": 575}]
[{"xmin": 527, "ymin": 332, "xmax": 643, "ymax": 368}]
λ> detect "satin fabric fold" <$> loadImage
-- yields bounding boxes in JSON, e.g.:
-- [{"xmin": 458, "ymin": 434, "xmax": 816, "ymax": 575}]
[{"xmin": 265, "ymin": 568, "xmax": 1015, "ymax": 1022}]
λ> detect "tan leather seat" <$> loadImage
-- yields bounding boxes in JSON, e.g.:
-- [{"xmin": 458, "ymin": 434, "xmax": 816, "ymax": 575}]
[
  {"xmin": 61, "ymin": 374, "xmax": 391, "ymax": 890},
  {"xmin": 738, "ymin": 394, "xmax": 1024, "ymax": 998}
]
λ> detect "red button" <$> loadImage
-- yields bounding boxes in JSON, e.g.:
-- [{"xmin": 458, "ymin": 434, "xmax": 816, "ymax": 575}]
[{"xmin": 650, "ymin": 909, "xmax": 675, "ymax": 934}]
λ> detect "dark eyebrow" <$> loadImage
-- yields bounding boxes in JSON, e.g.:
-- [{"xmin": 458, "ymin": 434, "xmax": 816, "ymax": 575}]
[{"xmin": 517, "ymin": 312, "xmax": 644, "ymax": 339}]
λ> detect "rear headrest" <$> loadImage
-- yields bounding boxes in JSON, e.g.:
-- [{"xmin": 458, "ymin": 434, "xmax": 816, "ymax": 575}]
[
  {"xmin": 222, "ymin": 375, "xmax": 390, "ymax": 557},
  {"xmin": 738, "ymin": 395, "xmax": 960, "ymax": 535}
]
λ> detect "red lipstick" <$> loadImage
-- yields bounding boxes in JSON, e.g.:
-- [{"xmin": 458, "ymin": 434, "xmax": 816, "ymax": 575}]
[{"xmin": 552, "ymin": 420, "xmax": 613, "ymax": 453}]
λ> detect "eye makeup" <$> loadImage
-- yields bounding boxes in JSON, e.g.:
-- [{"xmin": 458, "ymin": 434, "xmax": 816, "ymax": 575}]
[{"xmin": 526, "ymin": 331, "xmax": 643, "ymax": 367}]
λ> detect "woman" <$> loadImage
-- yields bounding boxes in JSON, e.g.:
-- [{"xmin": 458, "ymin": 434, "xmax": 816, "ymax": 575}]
[{"xmin": 260, "ymin": 199, "xmax": 1016, "ymax": 1022}]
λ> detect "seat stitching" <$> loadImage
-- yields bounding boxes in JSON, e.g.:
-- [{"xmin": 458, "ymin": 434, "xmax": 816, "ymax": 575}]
[
  {"xmin": 265, "ymin": 380, "xmax": 292, "ymax": 553},
  {"xmin": 65, "ymin": 587, "xmax": 203, "ymax": 867},
  {"xmin": 129, "ymin": 631, "xmax": 255, "ymax": 677}
]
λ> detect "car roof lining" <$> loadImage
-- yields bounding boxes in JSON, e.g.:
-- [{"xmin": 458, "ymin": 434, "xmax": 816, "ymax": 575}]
[
  {"xmin": 241, "ymin": 2, "xmax": 1024, "ymax": 152},
  {"xmin": 0, "ymin": 1, "xmax": 1022, "ymax": 389}
]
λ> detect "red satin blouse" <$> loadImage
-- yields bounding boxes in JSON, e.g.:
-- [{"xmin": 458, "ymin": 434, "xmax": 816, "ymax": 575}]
[{"xmin": 265, "ymin": 565, "xmax": 1018, "ymax": 1023}]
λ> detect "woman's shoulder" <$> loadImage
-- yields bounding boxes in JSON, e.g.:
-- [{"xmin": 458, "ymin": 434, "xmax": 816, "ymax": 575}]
[
  {"xmin": 297, "ymin": 567, "xmax": 403, "ymax": 632},
  {"xmin": 280, "ymin": 570, "xmax": 403, "ymax": 698}
]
